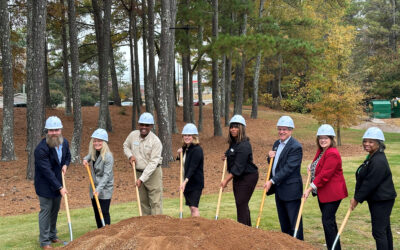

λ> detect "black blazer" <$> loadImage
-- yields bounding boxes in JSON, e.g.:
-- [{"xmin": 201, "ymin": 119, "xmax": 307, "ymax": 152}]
[
  {"xmin": 267, "ymin": 137, "xmax": 303, "ymax": 201},
  {"xmin": 34, "ymin": 138, "xmax": 71, "ymax": 198},
  {"xmin": 354, "ymin": 151, "xmax": 397, "ymax": 203},
  {"xmin": 183, "ymin": 144, "xmax": 204, "ymax": 191},
  {"xmin": 225, "ymin": 139, "xmax": 258, "ymax": 177}
]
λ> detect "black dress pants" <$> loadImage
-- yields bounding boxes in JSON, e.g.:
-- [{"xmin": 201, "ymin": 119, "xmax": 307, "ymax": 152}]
[
  {"xmin": 368, "ymin": 199, "xmax": 395, "ymax": 250},
  {"xmin": 232, "ymin": 172, "xmax": 259, "ymax": 226},
  {"xmin": 275, "ymin": 195, "xmax": 303, "ymax": 240},
  {"xmin": 91, "ymin": 198, "xmax": 111, "ymax": 228},
  {"xmin": 318, "ymin": 198, "xmax": 341, "ymax": 250}
]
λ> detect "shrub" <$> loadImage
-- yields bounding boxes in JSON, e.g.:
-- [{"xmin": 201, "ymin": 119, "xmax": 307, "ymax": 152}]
[
  {"xmin": 81, "ymin": 93, "xmax": 96, "ymax": 106},
  {"xmin": 49, "ymin": 90, "xmax": 64, "ymax": 108}
]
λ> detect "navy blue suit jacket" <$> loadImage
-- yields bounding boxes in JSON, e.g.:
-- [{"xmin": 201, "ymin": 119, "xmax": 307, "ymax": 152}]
[
  {"xmin": 34, "ymin": 138, "xmax": 71, "ymax": 198},
  {"xmin": 267, "ymin": 137, "xmax": 303, "ymax": 201}
]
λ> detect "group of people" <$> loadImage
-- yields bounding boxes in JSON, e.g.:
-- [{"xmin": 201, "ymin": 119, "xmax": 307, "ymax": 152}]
[{"xmin": 34, "ymin": 113, "xmax": 396, "ymax": 250}]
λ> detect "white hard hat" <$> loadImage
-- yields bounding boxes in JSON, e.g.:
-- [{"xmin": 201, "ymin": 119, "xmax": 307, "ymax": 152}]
[
  {"xmin": 277, "ymin": 116, "xmax": 294, "ymax": 128},
  {"xmin": 138, "ymin": 112, "xmax": 154, "ymax": 125},
  {"xmin": 363, "ymin": 127, "xmax": 385, "ymax": 141},
  {"xmin": 317, "ymin": 124, "xmax": 336, "ymax": 137},
  {"xmin": 91, "ymin": 128, "xmax": 108, "ymax": 142},
  {"xmin": 182, "ymin": 123, "xmax": 198, "ymax": 135},
  {"xmin": 229, "ymin": 114, "xmax": 246, "ymax": 126},
  {"xmin": 45, "ymin": 116, "xmax": 63, "ymax": 129}
]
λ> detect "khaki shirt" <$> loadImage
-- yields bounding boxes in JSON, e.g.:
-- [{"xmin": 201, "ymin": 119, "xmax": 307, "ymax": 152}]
[{"xmin": 123, "ymin": 130, "xmax": 163, "ymax": 183}]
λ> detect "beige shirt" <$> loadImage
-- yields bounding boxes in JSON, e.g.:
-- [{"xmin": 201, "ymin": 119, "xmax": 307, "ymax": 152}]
[{"xmin": 123, "ymin": 130, "xmax": 163, "ymax": 183}]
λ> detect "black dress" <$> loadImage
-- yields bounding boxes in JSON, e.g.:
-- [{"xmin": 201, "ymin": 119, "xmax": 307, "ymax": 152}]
[{"xmin": 182, "ymin": 144, "xmax": 204, "ymax": 207}]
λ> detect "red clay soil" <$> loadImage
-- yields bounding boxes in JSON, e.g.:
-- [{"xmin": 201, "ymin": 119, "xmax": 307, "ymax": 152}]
[
  {"xmin": 62, "ymin": 215, "xmax": 317, "ymax": 250},
  {"xmin": 0, "ymin": 105, "xmax": 364, "ymax": 216}
]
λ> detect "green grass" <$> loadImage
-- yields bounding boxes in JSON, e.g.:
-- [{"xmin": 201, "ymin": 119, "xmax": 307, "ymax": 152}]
[{"xmin": 1, "ymin": 132, "xmax": 399, "ymax": 249}]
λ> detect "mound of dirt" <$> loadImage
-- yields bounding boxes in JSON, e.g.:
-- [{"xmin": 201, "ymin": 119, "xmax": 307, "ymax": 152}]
[{"xmin": 62, "ymin": 215, "xmax": 316, "ymax": 250}]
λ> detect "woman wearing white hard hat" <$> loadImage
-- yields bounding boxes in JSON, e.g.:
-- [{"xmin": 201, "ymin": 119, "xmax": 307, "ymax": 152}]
[
  {"xmin": 82, "ymin": 128, "xmax": 114, "ymax": 228},
  {"xmin": 303, "ymin": 124, "xmax": 348, "ymax": 250},
  {"xmin": 177, "ymin": 123, "xmax": 204, "ymax": 217},
  {"xmin": 350, "ymin": 127, "xmax": 396, "ymax": 250},
  {"xmin": 221, "ymin": 115, "xmax": 259, "ymax": 226}
]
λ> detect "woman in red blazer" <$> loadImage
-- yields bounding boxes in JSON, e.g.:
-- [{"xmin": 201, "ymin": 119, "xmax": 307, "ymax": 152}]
[{"xmin": 303, "ymin": 124, "xmax": 348, "ymax": 250}]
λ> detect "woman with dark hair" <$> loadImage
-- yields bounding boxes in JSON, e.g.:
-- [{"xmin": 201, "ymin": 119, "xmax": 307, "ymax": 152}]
[
  {"xmin": 177, "ymin": 123, "xmax": 204, "ymax": 217},
  {"xmin": 221, "ymin": 115, "xmax": 259, "ymax": 226},
  {"xmin": 82, "ymin": 128, "xmax": 114, "ymax": 228},
  {"xmin": 303, "ymin": 124, "xmax": 348, "ymax": 250},
  {"xmin": 350, "ymin": 127, "xmax": 396, "ymax": 250}
]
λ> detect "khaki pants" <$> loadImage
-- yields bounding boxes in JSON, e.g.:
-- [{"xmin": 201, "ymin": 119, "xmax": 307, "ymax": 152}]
[{"xmin": 137, "ymin": 167, "xmax": 163, "ymax": 215}]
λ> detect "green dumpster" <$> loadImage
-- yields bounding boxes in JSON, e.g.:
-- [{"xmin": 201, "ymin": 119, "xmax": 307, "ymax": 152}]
[
  {"xmin": 369, "ymin": 100, "xmax": 391, "ymax": 119},
  {"xmin": 392, "ymin": 98, "xmax": 400, "ymax": 118}
]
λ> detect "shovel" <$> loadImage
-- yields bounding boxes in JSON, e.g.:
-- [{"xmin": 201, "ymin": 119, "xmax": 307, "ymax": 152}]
[
  {"xmin": 332, "ymin": 206, "xmax": 352, "ymax": 250},
  {"xmin": 61, "ymin": 172, "xmax": 73, "ymax": 243},
  {"xmin": 256, "ymin": 157, "xmax": 274, "ymax": 229},
  {"xmin": 84, "ymin": 163, "xmax": 106, "ymax": 227},
  {"xmin": 215, "ymin": 159, "xmax": 227, "ymax": 220},
  {"xmin": 293, "ymin": 170, "xmax": 311, "ymax": 238},
  {"xmin": 131, "ymin": 161, "xmax": 143, "ymax": 216},
  {"xmin": 179, "ymin": 151, "xmax": 183, "ymax": 219}
]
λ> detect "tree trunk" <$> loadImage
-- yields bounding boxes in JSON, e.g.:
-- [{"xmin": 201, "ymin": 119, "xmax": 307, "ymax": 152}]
[
  {"xmin": 142, "ymin": 0, "xmax": 148, "ymax": 107},
  {"xmin": 182, "ymin": 53, "xmax": 190, "ymax": 122},
  {"xmin": 0, "ymin": 0, "xmax": 16, "ymax": 161},
  {"xmin": 133, "ymin": 15, "xmax": 141, "ymax": 112},
  {"xmin": 220, "ymin": 55, "xmax": 226, "ymax": 117},
  {"xmin": 197, "ymin": 25, "xmax": 204, "ymax": 132},
  {"xmin": 44, "ymin": 39, "xmax": 51, "ymax": 108},
  {"xmin": 128, "ymin": 1, "xmax": 137, "ymax": 130},
  {"xmin": 93, "ymin": 0, "xmax": 112, "ymax": 131},
  {"xmin": 212, "ymin": 0, "xmax": 222, "ymax": 136},
  {"xmin": 110, "ymin": 40, "xmax": 121, "ymax": 106},
  {"xmin": 168, "ymin": 0, "xmax": 178, "ymax": 133},
  {"xmin": 336, "ymin": 120, "xmax": 341, "ymax": 146},
  {"xmin": 224, "ymin": 54, "xmax": 232, "ymax": 126},
  {"xmin": 26, "ymin": 0, "xmax": 47, "ymax": 179},
  {"xmin": 251, "ymin": 0, "xmax": 265, "ymax": 119},
  {"xmin": 155, "ymin": 0, "xmax": 173, "ymax": 166},
  {"xmin": 68, "ymin": 0, "xmax": 83, "ymax": 163},
  {"xmin": 61, "ymin": 0, "xmax": 72, "ymax": 116},
  {"xmin": 146, "ymin": 0, "xmax": 156, "ymax": 115},
  {"xmin": 233, "ymin": 9, "xmax": 247, "ymax": 116},
  {"xmin": 189, "ymin": 66, "xmax": 194, "ymax": 123}
]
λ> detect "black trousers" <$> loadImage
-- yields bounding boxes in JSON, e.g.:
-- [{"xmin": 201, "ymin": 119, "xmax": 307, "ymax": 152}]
[
  {"xmin": 318, "ymin": 198, "xmax": 341, "ymax": 250},
  {"xmin": 368, "ymin": 199, "xmax": 395, "ymax": 250},
  {"xmin": 232, "ymin": 172, "xmax": 259, "ymax": 226},
  {"xmin": 91, "ymin": 198, "xmax": 111, "ymax": 228},
  {"xmin": 275, "ymin": 196, "xmax": 303, "ymax": 240}
]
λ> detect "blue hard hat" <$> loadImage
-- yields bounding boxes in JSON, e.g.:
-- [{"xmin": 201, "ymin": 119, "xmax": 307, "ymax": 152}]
[
  {"xmin": 45, "ymin": 116, "xmax": 63, "ymax": 129},
  {"xmin": 229, "ymin": 115, "xmax": 246, "ymax": 126},
  {"xmin": 182, "ymin": 123, "xmax": 198, "ymax": 135},
  {"xmin": 138, "ymin": 112, "xmax": 154, "ymax": 124},
  {"xmin": 277, "ymin": 116, "xmax": 294, "ymax": 128},
  {"xmin": 91, "ymin": 128, "xmax": 108, "ymax": 142},
  {"xmin": 317, "ymin": 124, "xmax": 336, "ymax": 137},
  {"xmin": 363, "ymin": 127, "xmax": 385, "ymax": 141}
]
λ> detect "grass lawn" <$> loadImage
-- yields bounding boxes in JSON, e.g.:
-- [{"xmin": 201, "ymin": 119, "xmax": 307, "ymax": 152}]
[{"xmin": 1, "ymin": 132, "xmax": 399, "ymax": 249}]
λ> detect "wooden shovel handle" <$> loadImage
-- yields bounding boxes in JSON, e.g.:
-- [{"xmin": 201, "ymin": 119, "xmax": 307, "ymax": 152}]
[
  {"xmin": 84, "ymin": 163, "xmax": 105, "ymax": 226},
  {"xmin": 256, "ymin": 157, "xmax": 274, "ymax": 228},
  {"xmin": 294, "ymin": 170, "xmax": 311, "ymax": 234},
  {"xmin": 215, "ymin": 159, "xmax": 227, "ymax": 219},
  {"xmin": 131, "ymin": 161, "xmax": 143, "ymax": 216}
]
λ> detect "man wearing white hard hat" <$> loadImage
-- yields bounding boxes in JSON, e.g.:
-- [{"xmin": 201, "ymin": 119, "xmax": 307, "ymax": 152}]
[
  {"xmin": 83, "ymin": 128, "xmax": 114, "ymax": 228},
  {"xmin": 264, "ymin": 115, "xmax": 304, "ymax": 240},
  {"xmin": 123, "ymin": 112, "xmax": 163, "ymax": 215},
  {"xmin": 34, "ymin": 116, "xmax": 71, "ymax": 249},
  {"xmin": 350, "ymin": 127, "xmax": 396, "ymax": 249}
]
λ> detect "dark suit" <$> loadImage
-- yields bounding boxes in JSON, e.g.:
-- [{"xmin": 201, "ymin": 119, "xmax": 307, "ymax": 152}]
[
  {"xmin": 34, "ymin": 138, "xmax": 71, "ymax": 247},
  {"xmin": 354, "ymin": 151, "xmax": 397, "ymax": 250},
  {"xmin": 268, "ymin": 137, "xmax": 303, "ymax": 240}
]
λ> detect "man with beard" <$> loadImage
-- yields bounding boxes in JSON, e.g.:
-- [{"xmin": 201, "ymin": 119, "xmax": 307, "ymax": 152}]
[
  {"xmin": 123, "ymin": 112, "xmax": 163, "ymax": 215},
  {"xmin": 34, "ymin": 116, "xmax": 71, "ymax": 249}
]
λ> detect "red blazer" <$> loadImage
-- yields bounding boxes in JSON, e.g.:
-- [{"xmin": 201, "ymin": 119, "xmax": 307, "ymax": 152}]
[{"xmin": 312, "ymin": 147, "xmax": 348, "ymax": 203}]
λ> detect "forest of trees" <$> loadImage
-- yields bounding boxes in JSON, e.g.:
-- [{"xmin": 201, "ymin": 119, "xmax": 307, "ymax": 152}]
[{"xmin": 0, "ymin": 0, "xmax": 399, "ymax": 178}]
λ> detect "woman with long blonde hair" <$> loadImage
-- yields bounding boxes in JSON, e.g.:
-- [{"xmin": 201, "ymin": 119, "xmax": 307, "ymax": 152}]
[{"xmin": 82, "ymin": 128, "xmax": 114, "ymax": 228}]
